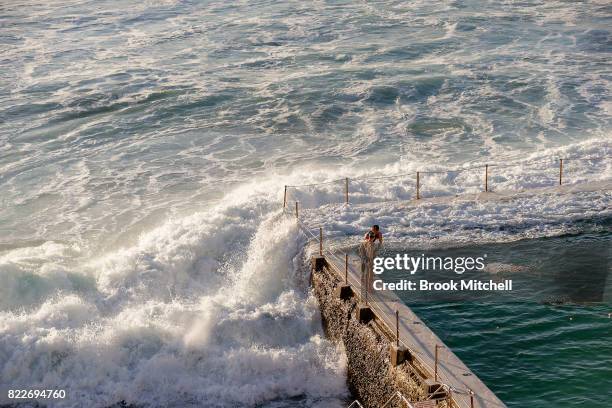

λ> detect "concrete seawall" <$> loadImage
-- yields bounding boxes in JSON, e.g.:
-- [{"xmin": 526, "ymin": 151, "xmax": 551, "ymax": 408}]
[
  {"xmin": 309, "ymin": 254, "xmax": 506, "ymax": 408},
  {"xmin": 311, "ymin": 256, "xmax": 442, "ymax": 408}
]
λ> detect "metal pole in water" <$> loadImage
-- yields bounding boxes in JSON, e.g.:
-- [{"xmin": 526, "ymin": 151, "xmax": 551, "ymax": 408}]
[
  {"xmin": 345, "ymin": 253, "xmax": 348, "ymax": 284},
  {"xmin": 416, "ymin": 171, "xmax": 420, "ymax": 200},
  {"xmin": 283, "ymin": 185, "xmax": 287, "ymax": 208},
  {"xmin": 559, "ymin": 158, "xmax": 563, "ymax": 185},
  {"xmin": 319, "ymin": 227, "xmax": 323, "ymax": 255},
  {"xmin": 485, "ymin": 164, "xmax": 488, "ymax": 192},
  {"xmin": 395, "ymin": 310, "xmax": 399, "ymax": 347},
  {"xmin": 295, "ymin": 202, "xmax": 299, "ymax": 219},
  {"xmin": 345, "ymin": 177, "xmax": 349, "ymax": 204}
]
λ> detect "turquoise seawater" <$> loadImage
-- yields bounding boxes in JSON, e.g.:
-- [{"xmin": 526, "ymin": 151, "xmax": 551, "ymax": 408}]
[{"xmin": 389, "ymin": 231, "xmax": 612, "ymax": 407}]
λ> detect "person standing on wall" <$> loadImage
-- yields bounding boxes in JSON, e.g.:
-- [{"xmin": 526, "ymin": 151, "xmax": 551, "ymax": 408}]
[{"xmin": 359, "ymin": 225, "xmax": 383, "ymax": 299}]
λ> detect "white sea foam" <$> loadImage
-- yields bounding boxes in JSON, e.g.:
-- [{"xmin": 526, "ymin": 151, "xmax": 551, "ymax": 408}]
[
  {"xmin": 286, "ymin": 138, "xmax": 611, "ymax": 248},
  {"xmin": 0, "ymin": 187, "xmax": 349, "ymax": 407}
]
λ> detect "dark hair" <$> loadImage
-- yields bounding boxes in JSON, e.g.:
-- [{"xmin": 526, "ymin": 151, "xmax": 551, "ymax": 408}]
[{"xmin": 372, "ymin": 225, "xmax": 380, "ymax": 231}]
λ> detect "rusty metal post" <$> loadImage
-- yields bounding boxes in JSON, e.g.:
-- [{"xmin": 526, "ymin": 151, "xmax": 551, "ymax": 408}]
[
  {"xmin": 345, "ymin": 177, "xmax": 349, "ymax": 204},
  {"xmin": 295, "ymin": 201, "xmax": 299, "ymax": 218},
  {"xmin": 434, "ymin": 344, "xmax": 440, "ymax": 381},
  {"xmin": 319, "ymin": 227, "xmax": 323, "ymax": 255},
  {"xmin": 559, "ymin": 158, "xmax": 563, "ymax": 185},
  {"xmin": 416, "ymin": 171, "xmax": 420, "ymax": 200},
  {"xmin": 396, "ymin": 310, "xmax": 399, "ymax": 347},
  {"xmin": 485, "ymin": 164, "xmax": 488, "ymax": 192},
  {"xmin": 345, "ymin": 253, "xmax": 348, "ymax": 284},
  {"xmin": 283, "ymin": 185, "xmax": 287, "ymax": 208}
]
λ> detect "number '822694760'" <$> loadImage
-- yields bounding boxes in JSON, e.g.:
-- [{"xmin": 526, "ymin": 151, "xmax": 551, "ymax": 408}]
[{"xmin": 8, "ymin": 389, "xmax": 66, "ymax": 399}]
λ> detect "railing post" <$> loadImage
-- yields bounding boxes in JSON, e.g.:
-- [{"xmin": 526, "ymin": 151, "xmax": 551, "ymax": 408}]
[
  {"xmin": 485, "ymin": 164, "xmax": 488, "ymax": 192},
  {"xmin": 345, "ymin": 253, "xmax": 348, "ymax": 284},
  {"xmin": 295, "ymin": 201, "xmax": 299, "ymax": 219},
  {"xmin": 416, "ymin": 171, "xmax": 420, "ymax": 200},
  {"xmin": 319, "ymin": 227, "xmax": 323, "ymax": 255},
  {"xmin": 396, "ymin": 310, "xmax": 399, "ymax": 347},
  {"xmin": 469, "ymin": 389, "xmax": 475, "ymax": 408},
  {"xmin": 434, "ymin": 344, "xmax": 440, "ymax": 381},
  {"xmin": 345, "ymin": 177, "xmax": 349, "ymax": 204},
  {"xmin": 365, "ymin": 268, "xmax": 369, "ymax": 304},
  {"xmin": 559, "ymin": 158, "xmax": 563, "ymax": 185},
  {"xmin": 283, "ymin": 185, "xmax": 287, "ymax": 208}
]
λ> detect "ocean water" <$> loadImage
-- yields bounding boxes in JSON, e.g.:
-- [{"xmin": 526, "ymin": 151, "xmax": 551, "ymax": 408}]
[
  {"xmin": 374, "ymin": 232, "xmax": 612, "ymax": 407},
  {"xmin": 0, "ymin": 0, "xmax": 611, "ymax": 407},
  {"xmin": 402, "ymin": 233, "xmax": 612, "ymax": 408}
]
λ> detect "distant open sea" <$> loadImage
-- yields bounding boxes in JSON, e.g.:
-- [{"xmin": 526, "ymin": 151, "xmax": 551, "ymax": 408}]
[{"xmin": 1, "ymin": 1, "xmax": 610, "ymax": 407}]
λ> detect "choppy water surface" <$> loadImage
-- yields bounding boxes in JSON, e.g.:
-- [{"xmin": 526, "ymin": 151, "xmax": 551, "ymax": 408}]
[{"xmin": 1, "ymin": 1, "xmax": 611, "ymax": 407}]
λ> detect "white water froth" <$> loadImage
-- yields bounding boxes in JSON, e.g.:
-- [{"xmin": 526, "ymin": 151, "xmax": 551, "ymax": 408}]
[
  {"xmin": 288, "ymin": 138, "xmax": 611, "ymax": 247},
  {"xmin": 0, "ymin": 185, "xmax": 349, "ymax": 407}
]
